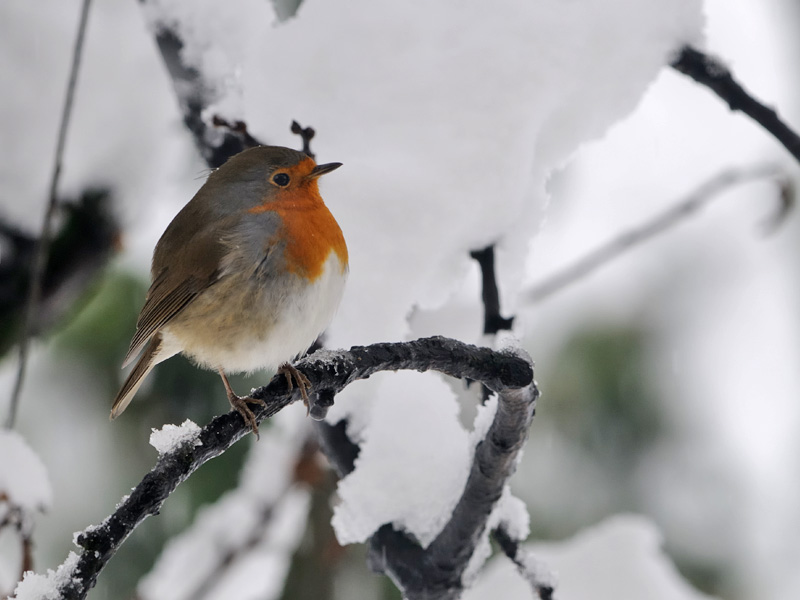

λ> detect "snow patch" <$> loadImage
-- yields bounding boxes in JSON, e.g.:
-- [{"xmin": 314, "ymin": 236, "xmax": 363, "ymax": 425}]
[
  {"xmin": 332, "ymin": 372, "xmax": 470, "ymax": 547},
  {"xmin": 11, "ymin": 551, "xmax": 80, "ymax": 600},
  {"xmin": 149, "ymin": 420, "xmax": 202, "ymax": 455}
]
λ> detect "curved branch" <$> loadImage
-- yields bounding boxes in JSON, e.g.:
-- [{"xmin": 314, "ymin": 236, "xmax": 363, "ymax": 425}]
[
  {"xmin": 367, "ymin": 382, "xmax": 538, "ymax": 600},
  {"xmin": 315, "ymin": 352, "xmax": 539, "ymax": 600},
  {"xmin": 44, "ymin": 337, "xmax": 532, "ymax": 599},
  {"xmin": 671, "ymin": 45, "xmax": 800, "ymax": 163}
]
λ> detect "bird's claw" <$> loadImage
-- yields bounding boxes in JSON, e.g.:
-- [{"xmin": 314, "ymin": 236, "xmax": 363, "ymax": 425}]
[
  {"xmin": 278, "ymin": 363, "xmax": 312, "ymax": 414},
  {"xmin": 226, "ymin": 392, "xmax": 265, "ymax": 439}
]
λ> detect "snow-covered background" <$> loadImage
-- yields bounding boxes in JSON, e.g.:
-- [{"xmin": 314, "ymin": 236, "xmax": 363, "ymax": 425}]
[{"xmin": 1, "ymin": 0, "xmax": 799, "ymax": 598}]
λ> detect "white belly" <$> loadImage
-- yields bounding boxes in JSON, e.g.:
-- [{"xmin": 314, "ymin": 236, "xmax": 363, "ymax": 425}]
[{"xmin": 163, "ymin": 253, "xmax": 347, "ymax": 373}]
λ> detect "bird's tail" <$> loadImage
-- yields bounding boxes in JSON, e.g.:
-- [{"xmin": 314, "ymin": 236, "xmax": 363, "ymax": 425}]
[{"xmin": 110, "ymin": 333, "xmax": 166, "ymax": 419}]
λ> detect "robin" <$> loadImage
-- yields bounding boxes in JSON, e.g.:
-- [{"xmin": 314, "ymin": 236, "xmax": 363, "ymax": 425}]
[{"xmin": 110, "ymin": 145, "xmax": 348, "ymax": 436}]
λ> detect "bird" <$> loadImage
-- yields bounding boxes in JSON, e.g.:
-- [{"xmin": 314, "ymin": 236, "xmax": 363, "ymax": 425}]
[{"xmin": 110, "ymin": 145, "xmax": 348, "ymax": 436}]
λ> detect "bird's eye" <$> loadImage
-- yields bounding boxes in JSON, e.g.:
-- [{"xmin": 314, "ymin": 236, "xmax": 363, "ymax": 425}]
[{"xmin": 272, "ymin": 173, "xmax": 290, "ymax": 187}]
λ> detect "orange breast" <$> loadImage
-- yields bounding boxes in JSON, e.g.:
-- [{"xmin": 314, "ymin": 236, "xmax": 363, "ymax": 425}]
[{"xmin": 249, "ymin": 178, "xmax": 348, "ymax": 282}]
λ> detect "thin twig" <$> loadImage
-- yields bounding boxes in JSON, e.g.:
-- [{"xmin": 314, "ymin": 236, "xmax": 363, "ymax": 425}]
[
  {"xmin": 291, "ymin": 121, "xmax": 316, "ymax": 158},
  {"xmin": 6, "ymin": 0, "xmax": 92, "ymax": 429},
  {"xmin": 210, "ymin": 115, "xmax": 261, "ymax": 150},
  {"xmin": 525, "ymin": 164, "xmax": 783, "ymax": 304},
  {"xmin": 671, "ymin": 46, "xmax": 800, "ymax": 163}
]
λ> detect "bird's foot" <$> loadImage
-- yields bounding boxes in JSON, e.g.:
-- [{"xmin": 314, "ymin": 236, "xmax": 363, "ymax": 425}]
[
  {"xmin": 227, "ymin": 392, "xmax": 266, "ymax": 439},
  {"xmin": 278, "ymin": 363, "xmax": 312, "ymax": 413},
  {"xmin": 219, "ymin": 369, "xmax": 264, "ymax": 438}
]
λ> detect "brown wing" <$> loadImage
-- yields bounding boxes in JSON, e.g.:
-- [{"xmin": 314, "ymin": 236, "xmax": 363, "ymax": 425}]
[
  {"xmin": 121, "ymin": 210, "xmax": 243, "ymax": 368},
  {"xmin": 121, "ymin": 270, "xmax": 216, "ymax": 367}
]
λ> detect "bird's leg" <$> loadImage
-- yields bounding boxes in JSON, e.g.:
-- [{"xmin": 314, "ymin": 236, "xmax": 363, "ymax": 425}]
[
  {"xmin": 278, "ymin": 362, "xmax": 312, "ymax": 409},
  {"xmin": 218, "ymin": 370, "xmax": 265, "ymax": 438}
]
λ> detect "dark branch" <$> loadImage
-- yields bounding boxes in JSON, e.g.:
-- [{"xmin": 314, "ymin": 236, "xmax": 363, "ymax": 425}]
[
  {"xmin": 210, "ymin": 115, "xmax": 261, "ymax": 150},
  {"xmin": 314, "ymin": 348, "xmax": 538, "ymax": 600},
  {"xmin": 367, "ymin": 382, "xmax": 537, "ymax": 600},
  {"xmin": 291, "ymin": 121, "xmax": 316, "ymax": 158},
  {"xmin": 671, "ymin": 45, "xmax": 800, "ymax": 163},
  {"xmin": 314, "ymin": 420, "xmax": 359, "ymax": 477},
  {"xmin": 470, "ymin": 246, "xmax": 514, "ymax": 336},
  {"xmin": 49, "ymin": 337, "xmax": 533, "ymax": 599}
]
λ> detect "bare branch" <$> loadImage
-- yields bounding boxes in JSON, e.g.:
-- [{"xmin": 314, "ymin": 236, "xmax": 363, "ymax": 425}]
[
  {"xmin": 671, "ymin": 46, "xmax": 800, "ymax": 163},
  {"xmin": 291, "ymin": 121, "xmax": 316, "ymax": 158},
  {"xmin": 470, "ymin": 246, "xmax": 514, "ymax": 336},
  {"xmin": 33, "ymin": 337, "xmax": 533, "ymax": 599},
  {"xmin": 6, "ymin": 0, "xmax": 93, "ymax": 429},
  {"xmin": 210, "ymin": 115, "xmax": 261, "ymax": 151},
  {"xmin": 525, "ymin": 164, "xmax": 784, "ymax": 304}
]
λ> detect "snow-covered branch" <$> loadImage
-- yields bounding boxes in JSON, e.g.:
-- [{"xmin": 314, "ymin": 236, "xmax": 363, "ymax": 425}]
[
  {"xmin": 25, "ymin": 337, "xmax": 533, "ymax": 599},
  {"xmin": 137, "ymin": 413, "xmax": 315, "ymax": 600},
  {"xmin": 368, "ymin": 384, "xmax": 537, "ymax": 600},
  {"xmin": 146, "ymin": 23, "xmax": 260, "ymax": 167},
  {"xmin": 315, "ymin": 357, "xmax": 539, "ymax": 600}
]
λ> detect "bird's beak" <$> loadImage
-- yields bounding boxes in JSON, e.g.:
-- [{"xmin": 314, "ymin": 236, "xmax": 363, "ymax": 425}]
[{"xmin": 309, "ymin": 162, "xmax": 343, "ymax": 178}]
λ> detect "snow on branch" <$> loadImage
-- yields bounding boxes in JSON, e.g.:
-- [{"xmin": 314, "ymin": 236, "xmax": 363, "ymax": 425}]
[
  {"xmin": 315, "ymin": 356, "xmax": 539, "ymax": 600},
  {"xmin": 137, "ymin": 413, "xmax": 315, "ymax": 600},
  {"xmin": 146, "ymin": 24, "xmax": 260, "ymax": 167},
  {"xmin": 369, "ymin": 385, "xmax": 537, "ymax": 600},
  {"xmin": 671, "ymin": 45, "xmax": 800, "ymax": 163},
  {"xmin": 25, "ymin": 337, "xmax": 533, "ymax": 600}
]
